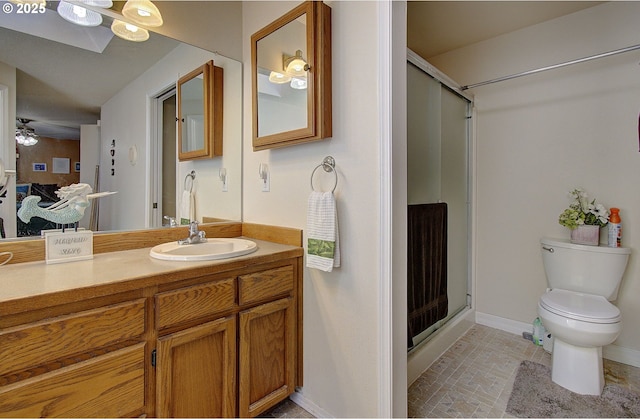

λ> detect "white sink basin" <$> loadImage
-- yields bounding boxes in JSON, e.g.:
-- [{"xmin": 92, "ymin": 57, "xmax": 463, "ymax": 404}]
[{"xmin": 150, "ymin": 238, "xmax": 257, "ymax": 261}]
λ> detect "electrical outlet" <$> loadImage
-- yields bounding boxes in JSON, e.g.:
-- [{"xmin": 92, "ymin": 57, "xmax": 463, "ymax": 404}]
[{"xmin": 261, "ymin": 172, "xmax": 270, "ymax": 192}]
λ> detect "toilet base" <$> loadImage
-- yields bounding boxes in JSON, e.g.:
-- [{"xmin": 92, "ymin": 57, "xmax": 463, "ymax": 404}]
[{"xmin": 551, "ymin": 338, "xmax": 604, "ymax": 395}]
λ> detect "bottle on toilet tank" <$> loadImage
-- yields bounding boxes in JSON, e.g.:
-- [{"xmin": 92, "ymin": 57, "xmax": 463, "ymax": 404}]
[{"xmin": 608, "ymin": 208, "xmax": 622, "ymax": 248}]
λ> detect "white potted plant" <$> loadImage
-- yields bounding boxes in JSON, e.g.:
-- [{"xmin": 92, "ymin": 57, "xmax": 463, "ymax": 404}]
[{"xmin": 558, "ymin": 188, "xmax": 609, "ymax": 245}]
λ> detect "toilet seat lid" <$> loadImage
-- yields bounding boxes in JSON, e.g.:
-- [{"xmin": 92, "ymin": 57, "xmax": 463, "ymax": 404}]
[{"xmin": 540, "ymin": 289, "xmax": 621, "ymax": 324}]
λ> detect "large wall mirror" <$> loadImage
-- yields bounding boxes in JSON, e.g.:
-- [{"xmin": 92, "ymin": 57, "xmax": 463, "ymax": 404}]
[
  {"xmin": 251, "ymin": 0, "xmax": 332, "ymax": 151},
  {"xmin": 0, "ymin": 2, "xmax": 242, "ymax": 242},
  {"xmin": 178, "ymin": 60, "xmax": 223, "ymax": 161}
]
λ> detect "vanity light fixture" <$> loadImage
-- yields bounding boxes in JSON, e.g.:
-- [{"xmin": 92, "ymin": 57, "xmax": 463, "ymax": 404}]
[
  {"xmin": 57, "ymin": 1, "xmax": 103, "ymax": 27},
  {"xmin": 268, "ymin": 71, "xmax": 292, "ymax": 84},
  {"xmin": 111, "ymin": 19, "xmax": 149, "ymax": 42},
  {"xmin": 283, "ymin": 50, "xmax": 309, "ymax": 77},
  {"xmin": 122, "ymin": 0, "xmax": 163, "ymax": 27}
]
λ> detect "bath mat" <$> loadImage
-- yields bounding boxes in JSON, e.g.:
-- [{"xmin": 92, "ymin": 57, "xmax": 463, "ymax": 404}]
[{"xmin": 506, "ymin": 360, "xmax": 640, "ymax": 418}]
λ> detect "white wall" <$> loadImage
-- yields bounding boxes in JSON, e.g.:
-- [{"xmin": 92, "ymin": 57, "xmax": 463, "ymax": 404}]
[
  {"xmin": 100, "ymin": 43, "xmax": 242, "ymax": 231},
  {"xmin": 243, "ymin": 2, "xmax": 392, "ymax": 417},
  {"xmin": 430, "ymin": 2, "xmax": 640, "ymax": 356}
]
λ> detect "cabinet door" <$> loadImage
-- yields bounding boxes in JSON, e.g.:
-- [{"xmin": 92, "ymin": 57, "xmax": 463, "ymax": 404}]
[
  {"xmin": 156, "ymin": 316, "xmax": 236, "ymax": 418},
  {"xmin": 239, "ymin": 297, "xmax": 295, "ymax": 417}
]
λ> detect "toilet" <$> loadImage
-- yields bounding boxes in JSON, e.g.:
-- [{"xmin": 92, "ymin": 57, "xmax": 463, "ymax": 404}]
[{"xmin": 538, "ymin": 238, "xmax": 630, "ymax": 395}]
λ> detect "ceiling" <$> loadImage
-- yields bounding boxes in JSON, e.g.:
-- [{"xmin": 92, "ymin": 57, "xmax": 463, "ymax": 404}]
[
  {"xmin": 408, "ymin": 1, "xmax": 603, "ymax": 59},
  {"xmin": 1, "ymin": 1, "xmax": 603, "ymax": 141}
]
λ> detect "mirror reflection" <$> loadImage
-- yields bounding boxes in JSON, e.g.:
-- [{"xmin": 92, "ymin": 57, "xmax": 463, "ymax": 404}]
[
  {"xmin": 180, "ymin": 72, "xmax": 206, "ymax": 153},
  {"xmin": 256, "ymin": 15, "xmax": 309, "ymax": 138},
  {"xmin": 0, "ymin": 3, "xmax": 242, "ymax": 240}
]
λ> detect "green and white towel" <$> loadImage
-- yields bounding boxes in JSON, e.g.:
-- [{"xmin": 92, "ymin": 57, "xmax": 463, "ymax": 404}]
[
  {"xmin": 180, "ymin": 190, "xmax": 195, "ymax": 225},
  {"xmin": 306, "ymin": 191, "xmax": 340, "ymax": 272}
]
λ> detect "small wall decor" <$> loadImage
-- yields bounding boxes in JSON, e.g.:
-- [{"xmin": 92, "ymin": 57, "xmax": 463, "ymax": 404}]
[
  {"xmin": 111, "ymin": 139, "xmax": 116, "ymax": 176},
  {"xmin": 33, "ymin": 163, "xmax": 46, "ymax": 172}
]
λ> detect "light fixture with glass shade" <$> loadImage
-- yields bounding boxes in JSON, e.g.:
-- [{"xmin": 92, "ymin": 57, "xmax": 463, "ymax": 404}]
[
  {"xmin": 57, "ymin": 1, "xmax": 103, "ymax": 27},
  {"xmin": 122, "ymin": 0, "xmax": 163, "ymax": 27},
  {"xmin": 283, "ymin": 50, "xmax": 309, "ymax": 77},
  {"xmin": 15, "ymin": 120, "xmax": 39, "ymax": 147},
  {"xmin": 111, "ymin": 19, "xmax": 150, "ymax": 42}
]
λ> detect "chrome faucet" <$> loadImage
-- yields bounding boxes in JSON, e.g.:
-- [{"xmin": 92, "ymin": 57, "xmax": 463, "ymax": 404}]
[
  {"xmin": 163, "ymin": 215, "xmax": 178, "ymax": 227},
  {"xmin": 178, "ymin": 221, "xmax": 207, "ymax": 245}
]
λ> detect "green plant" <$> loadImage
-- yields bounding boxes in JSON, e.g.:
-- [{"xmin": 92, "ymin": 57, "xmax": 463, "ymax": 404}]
[{"xmin": 558, "ymin": 188, "xmax": 609, "ymax": 230}]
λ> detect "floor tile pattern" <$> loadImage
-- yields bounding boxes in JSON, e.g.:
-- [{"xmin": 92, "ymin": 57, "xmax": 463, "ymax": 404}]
[
  {"xmin": 408, "ymin": 324, "xmax": 640, "ymax": 418},
  {"xmin": 268, "ymin": 324, "xmax": 640, "ymax": 418}
]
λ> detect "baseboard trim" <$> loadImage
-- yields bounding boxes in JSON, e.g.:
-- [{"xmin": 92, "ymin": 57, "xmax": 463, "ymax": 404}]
[
  {"xmin": 603, "ymin": 343, "xmax": 640, "ymax": 369},
  {"xmin": 475, "ymin": 311, "xmax": 640, "ymax": 368},
  {"xmin": 290, "ymin": 389, "xmax": 333, "ymax": 419}
]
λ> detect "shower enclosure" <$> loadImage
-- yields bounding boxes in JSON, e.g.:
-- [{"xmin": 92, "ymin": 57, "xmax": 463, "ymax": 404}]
[{"xmin": 407, "ymin": 50, "xmax": 472, "ymax": 351}]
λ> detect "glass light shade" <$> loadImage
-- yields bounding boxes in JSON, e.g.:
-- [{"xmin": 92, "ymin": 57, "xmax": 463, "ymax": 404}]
[
  {"xmin": 24, "ymin": 136, "xmax": 38, "ymax": 146},
  {"xmin": 9, "ymin": 0, "xmax": 45, "ymax": 4},
  {"xmin": 57, "ymin": 1, "xmax": 103, "ymax": 27},
  {"xmin": 122, "ymin": 0, "xmax": 163, "ymax": 27},
  {"xmin": 290, "ymin": 77, "xmax": 307, "ymax": 90},
  {"xmin": 284, "ymin": 50, "xmax": 308, "ymax": 77},
  {"xmin": 83, "ymin": 0, "xmax": 113, "ymax": 7},
  {"xmin": 111, "ymin": 19, "xmax": 150, "ymax": 42},
  {"xmin": 268, "ymin": 71, "xmax": 291, "ymax": 84}
]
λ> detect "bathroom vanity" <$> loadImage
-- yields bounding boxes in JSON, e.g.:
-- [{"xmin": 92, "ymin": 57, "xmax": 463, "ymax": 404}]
[{"xmin": 0, "ymin": 225, "xmax": 303, "ymax": 418}]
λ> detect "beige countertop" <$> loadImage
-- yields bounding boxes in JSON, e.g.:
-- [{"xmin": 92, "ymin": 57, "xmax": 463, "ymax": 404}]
[{"xmin": 0, "ymin": 238, "xmax": 302, "ymax": 315}]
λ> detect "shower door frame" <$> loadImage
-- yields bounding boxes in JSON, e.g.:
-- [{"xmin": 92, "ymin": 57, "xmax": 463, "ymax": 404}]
[{"xmin": 407, "ymin": 49, "xmax": 474, "ymax": 352}]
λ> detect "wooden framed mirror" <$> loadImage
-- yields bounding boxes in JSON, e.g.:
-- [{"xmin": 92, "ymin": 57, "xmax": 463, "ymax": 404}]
[
  {"xmin": 251, "ymin": 1, "xmax": 331, "ymax": 151},
  {"xmin": 178, "ymin": 60, "xmax": 223, "ymax": 160}
]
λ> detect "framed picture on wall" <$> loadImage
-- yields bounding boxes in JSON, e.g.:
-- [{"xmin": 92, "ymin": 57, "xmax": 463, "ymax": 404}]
[
  {"xmin": 33, "ymin": 163, "xmax": 46, "ymax": 172},
  {"xmin": 74, "ymin": 162, "xmax": 80, "ymax": 172},
  {"xmin": 52, "ymin": 158, "xmax": 70, "ymax": 174}
]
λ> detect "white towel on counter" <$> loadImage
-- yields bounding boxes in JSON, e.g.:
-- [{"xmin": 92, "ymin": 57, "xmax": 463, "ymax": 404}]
[
  {"xmin": 180, "ymin": 190, "xmax": 195, "ymax": 225},
  {"xmin": 306, "ymin": 191, "xmax": 340, "ymax": 272}
]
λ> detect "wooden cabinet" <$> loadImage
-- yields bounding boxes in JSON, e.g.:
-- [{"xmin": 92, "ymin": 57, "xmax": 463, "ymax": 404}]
[
  {"xmin": 0, "ymin": 255, "xmax": 302, "ymax": 418},
  {"xmin": 239, "ymin": 297, "xmax": 296, "ymax": 417},
  {"xmin": 156, "ymin": 317, "xmax": 236, "ymax": 418},
  {"xmin": 0, "ymin": 298, "xmax": 147, "ymax": 418}
]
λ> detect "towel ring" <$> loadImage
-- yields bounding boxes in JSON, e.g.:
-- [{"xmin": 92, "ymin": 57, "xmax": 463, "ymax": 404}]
[
  {"xmin": 310, "ymin": 156, "xmax": 338, "ymax": 193},
  {"xmin": 184, "ymin": 170, "xmax": 196, "ymax": 192}
]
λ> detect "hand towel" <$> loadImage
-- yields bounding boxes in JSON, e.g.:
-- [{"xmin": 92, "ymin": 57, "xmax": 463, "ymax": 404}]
[
  {"xmin": 180, "ymin": 190, "xmax": 195, "ymax": 225},
  {"xmin": 306, "ymin": 191, "xmax": 340, "ymax": 272}
]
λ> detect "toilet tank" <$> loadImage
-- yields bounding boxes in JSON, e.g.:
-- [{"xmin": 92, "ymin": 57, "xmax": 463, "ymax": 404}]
[{"xmin": 540, "ymin": 238, "xmax": 631, "ymax": 300}]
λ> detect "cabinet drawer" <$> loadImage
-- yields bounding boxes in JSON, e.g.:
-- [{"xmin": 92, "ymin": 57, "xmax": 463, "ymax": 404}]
[
  {"xmin": 0, "ymin": 299, "xmax": 146, "ymax": 377},
  {"xmin": 156, "ymin": 277, "xmax": 236, "ymax": 330},
  {"xmin": 0, "ymin": 343, "xmax": 146, "ymax": 418},
  {"xmin": 238, "ymin": 265, "xmax": 294, "ymax": 306}
]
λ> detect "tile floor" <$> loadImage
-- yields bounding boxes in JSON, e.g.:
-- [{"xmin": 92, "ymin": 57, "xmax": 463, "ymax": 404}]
[
  {"xmin": 408, "ymin": 324, "xmax": 640, "ymax": 418},
  {"xmin": 268, "ymin": 324, "xmax": 640, "ymax": 418}
]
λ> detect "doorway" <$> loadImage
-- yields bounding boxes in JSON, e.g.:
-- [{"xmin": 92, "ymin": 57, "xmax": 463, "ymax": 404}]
[{"xmin": 150, "ymin": 88, "xmax": 177, "ymax": 228}]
